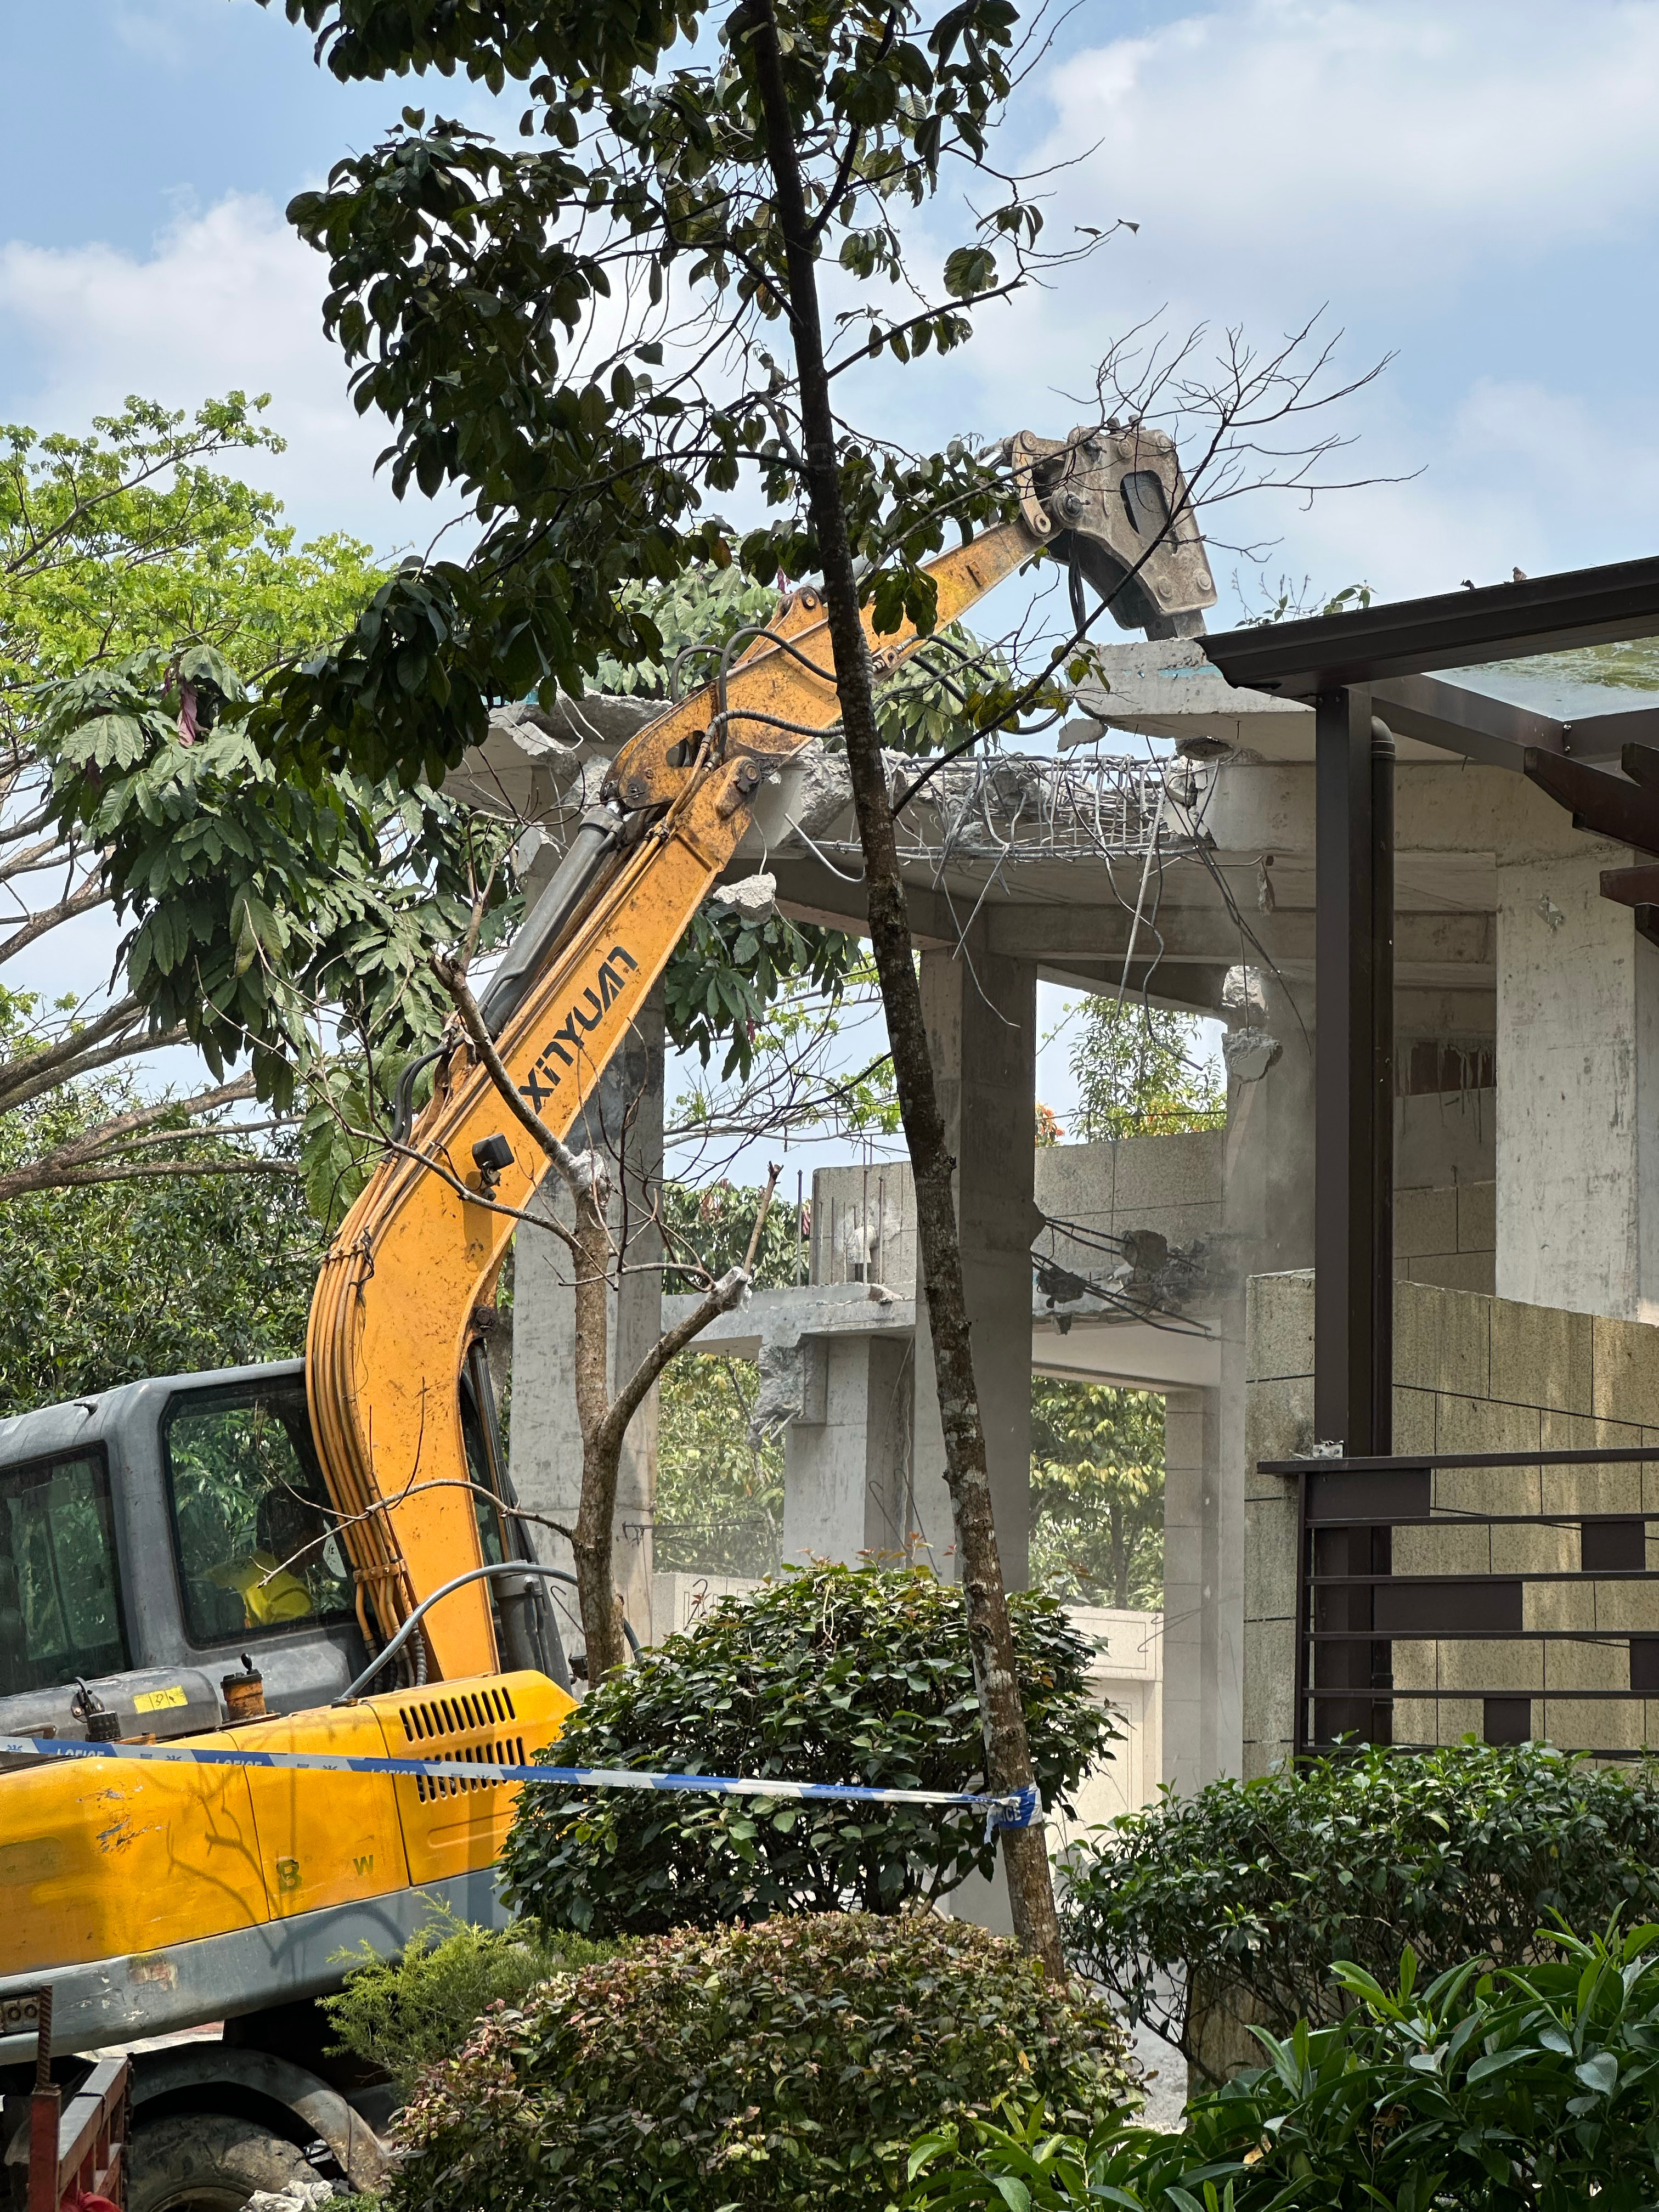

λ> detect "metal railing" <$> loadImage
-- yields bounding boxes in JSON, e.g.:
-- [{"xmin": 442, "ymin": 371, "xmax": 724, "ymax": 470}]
[{"xmin": 1261, "ymin": 1446, "xmax": 1659, "ymax": 1759}]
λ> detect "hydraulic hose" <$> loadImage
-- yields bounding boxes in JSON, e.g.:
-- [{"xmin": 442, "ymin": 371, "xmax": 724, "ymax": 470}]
[{"xmin": 336, "ymin": 1560, "xmax": 641, "ymax": 1703}]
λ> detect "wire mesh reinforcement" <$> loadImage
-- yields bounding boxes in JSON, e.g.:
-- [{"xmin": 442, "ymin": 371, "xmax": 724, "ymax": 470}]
[{"xmin": 810, "ymin": 753, "xmax": 1176, "ymax": 870}]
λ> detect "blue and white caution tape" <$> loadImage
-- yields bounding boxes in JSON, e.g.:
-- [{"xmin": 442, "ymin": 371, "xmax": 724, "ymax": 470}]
[{"xmin": 0, "ymin": 1733, "xmax": 1040, "ymax": 1835}]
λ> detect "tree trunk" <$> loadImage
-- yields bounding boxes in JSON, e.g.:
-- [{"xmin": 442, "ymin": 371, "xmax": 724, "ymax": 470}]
[
  {"xmin": 570, "ymin": 1173, "xmax": 629, "ymax": 1680},
  {"xmin": 743, "ymin": 0, "xmax": 1064, "ymax": 1976}
]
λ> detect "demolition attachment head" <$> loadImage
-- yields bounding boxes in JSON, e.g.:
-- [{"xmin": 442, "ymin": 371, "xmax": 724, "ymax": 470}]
[{"xmin": 1005, "ymin": 422, "xmax": 1217, "ymax": 640}]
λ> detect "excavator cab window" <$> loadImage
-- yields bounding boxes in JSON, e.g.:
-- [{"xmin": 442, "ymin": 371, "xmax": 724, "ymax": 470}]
[
  {"xmin": 0, "ymin": 1447, "xmax": 128, "ymax": 1697},
  {"xmin": 162, "ymin": 1384, "xmax": 355, "ymax": 1645}
]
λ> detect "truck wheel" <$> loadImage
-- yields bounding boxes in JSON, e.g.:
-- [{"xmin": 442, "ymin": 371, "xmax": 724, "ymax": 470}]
[{"xmin": 128, "ymin": 2112, "xmax": 316, "ymax": 2212}]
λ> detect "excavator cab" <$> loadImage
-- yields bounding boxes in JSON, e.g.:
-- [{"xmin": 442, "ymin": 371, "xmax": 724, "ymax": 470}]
[
  {"xmin": 0, "ymin": 1360, "xmax": 574, "ymax": 2206},
  {"xmin": 0, "ymin": 1355, "xmax": 565, "ymax": 1743},
  {"xmin": 0, "ymin": 1361, "xmax": 368, "ymax": 1741}
]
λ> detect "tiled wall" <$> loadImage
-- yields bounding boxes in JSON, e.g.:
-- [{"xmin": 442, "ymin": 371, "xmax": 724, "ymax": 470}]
[{"xmin": 1244, "ymin": 1269, "xmax": 1659, "ymax": 1775}]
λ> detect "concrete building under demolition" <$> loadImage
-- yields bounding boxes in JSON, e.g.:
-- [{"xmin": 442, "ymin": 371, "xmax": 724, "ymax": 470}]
[{"xmin": 452, "ymin": 553, "xmax": 1659, "ymax": 1809}]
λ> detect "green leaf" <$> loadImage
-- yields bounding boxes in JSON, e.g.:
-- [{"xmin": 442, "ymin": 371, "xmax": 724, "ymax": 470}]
[
  {"xmin": 1575, "ymin": 2050, "xmax": 1619, "ymax": 2096},
  {"xmin": 942, "ymin": 245, "xmax": 997, "ymax": 300}
]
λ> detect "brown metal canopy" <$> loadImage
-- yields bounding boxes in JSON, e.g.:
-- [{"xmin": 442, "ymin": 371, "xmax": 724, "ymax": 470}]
[{"xmin": 1202, "ymin": 552, "xmax": 1659, "ymax": 698}]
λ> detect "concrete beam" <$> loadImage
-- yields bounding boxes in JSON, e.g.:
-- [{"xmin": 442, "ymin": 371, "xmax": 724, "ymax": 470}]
[
  {"xmin": 765, "ymin": 857, "xmax": 956, "ymax": 949},
  {"xmin": 1032, "ymin": 1317, "xmax": 1221, "ymax": 1390},
  {"xmin": 985, "ymin": 904, "xmax": 1493, "ymax": 975}
]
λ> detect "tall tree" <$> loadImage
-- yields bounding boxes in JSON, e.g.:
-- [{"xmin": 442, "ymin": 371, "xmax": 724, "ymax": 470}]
[
  {"xmin": 261, "ymin": 0, "xmax": 1372, "ymax": 1971},
  {"xmin": 1, "ymin": 394, "xmax": 392, "ymax": 1194}
]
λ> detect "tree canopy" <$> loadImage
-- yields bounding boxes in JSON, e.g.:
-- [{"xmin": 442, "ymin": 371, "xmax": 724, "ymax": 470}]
[
  {"xmin": 1030, "ymin": 1379, "xmax": 1164, "ymax": 1612},
  {"xmin": 1067, "ymin": 997, "xmax": 1224, "ymax": 1143},
  {"xmin": 1, "ymin": 395, "xmax": 398, "ymax": 1193},
  {"xmin": 247, "ymin": 0, "xmax": 1071, "ymax": 793},
  {"xmin": 0, "ymin": 1037, "xmax": 321, "ymax": 1417}
]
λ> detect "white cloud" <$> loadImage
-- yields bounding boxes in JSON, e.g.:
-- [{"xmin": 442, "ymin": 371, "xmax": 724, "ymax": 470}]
[
  {"xmin": 1032, "ymin": 2, "xmax": 1659, "ymax": 300},
  {"xmin": 907, "ymin": 0, "xmax": 1659, "ymax": 607},
  {"xmin": 0, "ymin": 192, "xmax": 447, "ymax": 551}
]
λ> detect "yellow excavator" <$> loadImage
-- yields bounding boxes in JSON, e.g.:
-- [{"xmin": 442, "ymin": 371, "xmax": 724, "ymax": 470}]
[{"xmin": 0, "ymin": 427, "xmax": 1214, "ymax": 2209}]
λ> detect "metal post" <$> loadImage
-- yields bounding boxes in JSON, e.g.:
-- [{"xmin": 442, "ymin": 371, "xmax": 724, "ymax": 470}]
[
  {"xmin": 1367, "ymin": 714, "xmax": 1397, "ymax": 1741},
  {"xmin": 1293, "ymin": 1466, "xmax": 1311, "ymax": 1758},
  {"xmin": 1314, "ymin": 686, "xmax": 1396, "ymax": 1746},
  {"xmin": 1314, "ymin": 684, "xmax": 1381, "ymax": 1452},
  {"xmin": 28, "ymin": 1985, "xmax": 59, "ymax": 2212},
  {"xmin": 1370, "ymin": 715, "xmax": 1396, "ymax": 1456}
]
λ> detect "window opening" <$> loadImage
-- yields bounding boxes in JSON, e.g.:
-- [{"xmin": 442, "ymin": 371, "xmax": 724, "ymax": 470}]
[
  {"xmin": 0, "ymin": 1449, "xmax": 128, "ymax": 1698},
  {"xmin": 162, "ymin": 1385, "xmax": 354, "ymax": 1645}
]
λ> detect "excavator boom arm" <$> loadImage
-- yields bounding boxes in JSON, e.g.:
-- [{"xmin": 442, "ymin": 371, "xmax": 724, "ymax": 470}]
[
  {"xmin": 306, "ymin": 521, "xmax": 1043, "ymax": 1677},
  {"xmin": 307, "ymin": 416, "xmax": 1218, "ymax": 1680}
]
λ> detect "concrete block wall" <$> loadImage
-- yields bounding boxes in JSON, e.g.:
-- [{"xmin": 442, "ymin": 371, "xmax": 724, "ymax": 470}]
[
  {"xmin": 1394, "ymin": 1180, "xmax": 1495, "ymax": 1297},
  {"xmin": 1244, "ymin": 1269, "xmax": 1659, "ymax": 1775},
  {"xmin": 811, "ymin": 1130, "xmax": 1226, "ymax": 1296},
  {"xmin": 811, "ymin": 1161, "xmax": 917, "ymax": 1289},
  {"xmin": 1035, "ymin": 1130, "xmax": 1226, "ymax": 1266}
]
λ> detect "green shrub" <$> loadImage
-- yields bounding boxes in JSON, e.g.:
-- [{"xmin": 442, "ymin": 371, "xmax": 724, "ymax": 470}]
[
  {"xmin": 322, "ymin": 1903, "xmax": 609, "ymax": 2096},
  {"xmin": 504, "ymin": 1563, "xmax": 1115, "ymax": 1935},
  {"xmin": 1061, "ymin": 1739, "xmax": 1659, "ymax": 2076},
  {"xmin": 906, "ymin": 1925, "xmax": 1659, "ymax": 2212},
  {"xmin": 392, "ymin": 1910, "xmax": 1137, "ymax": 2212}
]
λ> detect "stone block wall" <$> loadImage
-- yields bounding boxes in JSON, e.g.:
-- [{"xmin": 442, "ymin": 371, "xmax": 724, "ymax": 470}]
[
  {"xmin": 1244, "ymin": 1270, "xmax": 1659, "ymax": 1775},
  {"xmin": 809, "ymin": 1130, "xmax": 1226, "ymax": 1296},
  {"xmin": 1395, "ymin": 1179, "xmax": 1495, "ymax": 1296}
]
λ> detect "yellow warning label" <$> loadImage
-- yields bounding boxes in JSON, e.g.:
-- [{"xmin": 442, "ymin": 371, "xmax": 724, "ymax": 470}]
[{"xmin": 133, "ymin": 1686, "xmax": 189, "ymax": 1713}]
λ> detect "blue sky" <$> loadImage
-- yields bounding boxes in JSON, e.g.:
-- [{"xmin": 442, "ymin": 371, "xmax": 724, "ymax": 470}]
[
  {"xmin": 7, "ymin": 0, "xmax": 1659, "ymax": 1154},
  {"xmin": 9, "ymin": 1, "xmax": 1659, "ymax": 592}
]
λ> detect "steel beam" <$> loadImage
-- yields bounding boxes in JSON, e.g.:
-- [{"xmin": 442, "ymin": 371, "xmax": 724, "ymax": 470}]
[
  {"xmin": 1522, "ymin": 750, "xmax": 1659, "ymax": 855},
  {"xmin": 1371, "ymin": 674, "xmax": 1659, "ymax": 768},
  {"xmin": 1370, "ymin": 673, "xmax": 1565, "ymax": 765},
  {"xmin": 1601, "ymin": 861, "xmax": 1659, "ymax": 953},
  {"xmin": 1204, "ymin": 553, "xmax": 1659, "ymax": 697}
]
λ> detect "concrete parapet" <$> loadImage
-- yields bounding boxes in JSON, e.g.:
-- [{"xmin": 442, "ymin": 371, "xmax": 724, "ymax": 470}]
[
  {"xmin": 1244, "ymin": 1271, "xmax": 1314, "ymax": 1384},
  {"xmin": 1394, "ymin": 1280, "xmax": 1492, "ymax": 1400},
  {"xmin": 1491, "ymin": 1301, "xmax": 1593, "ymax": 1418},
  {"xmin": 1592, "ymin": 1312, "xmax": 1659, "ymax": 1428}
]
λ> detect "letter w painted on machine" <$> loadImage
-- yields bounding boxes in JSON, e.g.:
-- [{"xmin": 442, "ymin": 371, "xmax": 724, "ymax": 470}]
[{"xmin": 519, "ymin": 945, "xmax": 638, "ymax": 1114}]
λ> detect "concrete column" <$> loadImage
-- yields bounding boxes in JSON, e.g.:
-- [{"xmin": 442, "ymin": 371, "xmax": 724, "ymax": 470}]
[
  {"xmin": 1160, "ymin": 1383, "xmax": 1224, "ymax": 1796},
  {"xmin": 507, "ymin": 988, "xmax": 664, "ymax": 1657},
  {"xmin": 781, "ymin": 1335, "xmax": 912, "ymax": 1565},
  {"xmin": 1496, "ymin": 844, "xmax": 1659, "ymax": 1321},
  {"xmin": 909, "ymin": 943, "xmax": 1039, "ymax": 1589}
]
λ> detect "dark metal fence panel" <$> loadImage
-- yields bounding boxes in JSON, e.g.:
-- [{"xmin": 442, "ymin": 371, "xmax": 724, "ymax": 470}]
[{"xmin": 1261, "ymin": 1447, "xmax": 1659, "ymax": 1758}]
